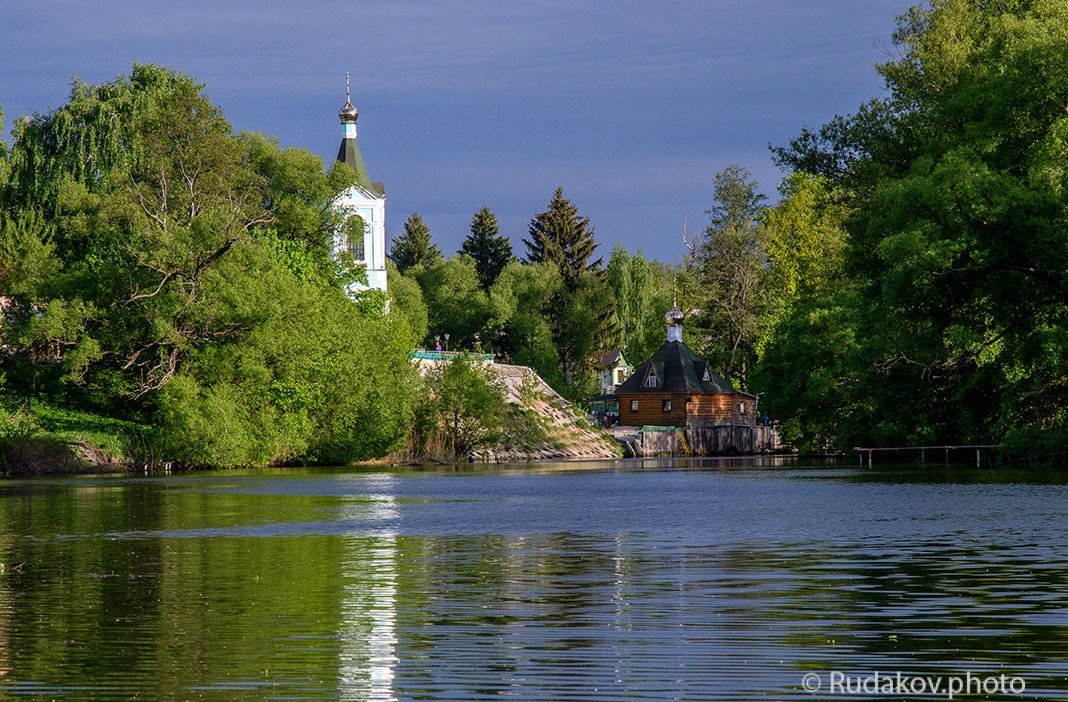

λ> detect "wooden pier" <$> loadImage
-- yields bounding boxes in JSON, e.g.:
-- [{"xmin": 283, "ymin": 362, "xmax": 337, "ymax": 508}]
[{"xmin": 853, "ymin": 445, "xmax": 1000, "ymax": 468}]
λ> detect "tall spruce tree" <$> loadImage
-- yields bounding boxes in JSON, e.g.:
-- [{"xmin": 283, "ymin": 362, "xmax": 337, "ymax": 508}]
[
  {"xmin": 524, "ymin": 187, "xmax": 601, "ymax": 290},
  {"xmin": 389, "ymin": 212, "xmax": 442, "ymax": 273},
  {"xmin": 523, "ymin": 188, "xmax": 614, "ymax": 391},
  {"xmin": 461, "ymin": 205, "xmax": 513, "ymax": 290}
]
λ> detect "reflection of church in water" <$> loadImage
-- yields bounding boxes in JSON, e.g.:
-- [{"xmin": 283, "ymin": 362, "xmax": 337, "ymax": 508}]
[
  {"xmin": 338, "ymin": 477, "xmax": 399, "ymax": 701},
  {"xmin": 333, "ymin": 75, "xmax": 388, "ymax": 296}
]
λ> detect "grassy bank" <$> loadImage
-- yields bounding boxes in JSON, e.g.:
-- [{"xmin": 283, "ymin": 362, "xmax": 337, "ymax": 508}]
[{"xmin": 0, "ymin": 401, "xmax": 152, "ymax": 477}]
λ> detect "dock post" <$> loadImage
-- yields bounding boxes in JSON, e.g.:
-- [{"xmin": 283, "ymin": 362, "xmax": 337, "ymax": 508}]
[
  {"xmin": 976, "ymin": 448, "xmax": 981, "ymax": 468},
  {"xmin": 867, "ymin": 450, "xmax": 872, "ymax": 468},
  {"xmin": 920, "ymin": 448, "xmax": 925, "ymax": 464}
]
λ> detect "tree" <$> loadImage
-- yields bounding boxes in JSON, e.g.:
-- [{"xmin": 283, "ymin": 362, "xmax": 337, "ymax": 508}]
[
  {"xmin": 389, "ymin": 212, "xmax": 442, "ymax": 273},
  {"xmin": 415, "ymin": 255, "xmax": 491, "ymax": 349},
  {"xmin": 0, "ymin": 65, "xmax": 420, "ymax": 467},
  {"xmin": 461, "ymin": 205, "xmax": 513, "ymax": 290},
  {"xmin": 690, "ymin": 164, "xmax": 768, "ymax": 388},
  {"xmin": 524, "ymin": 187, "xmax": 601, "ymax": 290},
  {"xmin": 521, "ymin": 188, "xmax": 615, "ymax": 391},
  {"xmin": 771, "ymin": 0, "xmax": 1068, "ymax": 454},
  {"xmin": 386, "ymin": 261, "xmax": 429, "ymax": 343},
  {"xmin": 605, "ymin": 245, "xmax": 673, "ymax": 363},
  {"xmin": 486, "ymin": 261, "xmax": 563, "ymax": 385},
  {"xmin": 421, "ymin": 354, "xmax": 507, "ymax": 460}
]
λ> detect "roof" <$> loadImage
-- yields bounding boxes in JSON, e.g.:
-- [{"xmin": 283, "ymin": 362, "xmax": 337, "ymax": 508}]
[
  {"xmin": 598, "ymin": 348, "xmax": 629, "ymax": 369},
  {"xmin": 615, "ymin": 340, "xmax": 744, "ymax": 395},
  {"xmin": 336, "ymin": 138, "xmax": 372, "ymax": 190}
]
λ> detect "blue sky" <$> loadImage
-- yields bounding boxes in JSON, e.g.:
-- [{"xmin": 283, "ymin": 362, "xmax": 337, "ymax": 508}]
[{"xmin": 1, "ymin": 1, "xmax": 913, "ymax": 260}]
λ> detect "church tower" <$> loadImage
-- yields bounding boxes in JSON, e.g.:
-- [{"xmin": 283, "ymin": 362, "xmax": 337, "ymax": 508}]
[{"xmin": 333, "ymin": 73, "xmax": 388, "ymax": 295}]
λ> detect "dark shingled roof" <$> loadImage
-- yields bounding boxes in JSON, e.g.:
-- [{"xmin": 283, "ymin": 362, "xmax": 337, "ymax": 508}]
[
  {"xmin": 615, "ymin": 340, "xmax": 740, "ymax": 395},
  {"xmin": 336, "ymin": 138, "xmax": 372, "ymax": 190},
  {"xmin": 598, "ymin": 348, "xmax": 625, "ymax": 369}
]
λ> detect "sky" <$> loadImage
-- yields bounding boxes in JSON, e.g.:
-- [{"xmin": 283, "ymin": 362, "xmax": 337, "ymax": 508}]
[{"xmin": 1, "ymin": 0, "xmax": 914, "ymax": 260}]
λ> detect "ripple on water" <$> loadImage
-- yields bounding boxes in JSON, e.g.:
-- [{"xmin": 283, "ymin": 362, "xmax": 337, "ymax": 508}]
[{"xmin": 0, "ymin": 464, "xmax": 1065, "ymax": 700}]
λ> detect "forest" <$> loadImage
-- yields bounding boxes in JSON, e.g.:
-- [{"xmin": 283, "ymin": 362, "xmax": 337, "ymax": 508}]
[{"xmin": 0, "ymin": 0, "xmax": 1064, "ymax": 469}]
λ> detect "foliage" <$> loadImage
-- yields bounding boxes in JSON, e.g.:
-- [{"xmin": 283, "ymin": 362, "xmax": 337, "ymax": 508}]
[
  {"xmin": 389, "ymin": 212, "xmax": 442, "ymax": 273},
  {"xmin": 486, "ymin": 261, "xmax": 564, "ymax": 385},
  {"xmin": 605, "ymin": 245, "xmax": 673, "ymax": 363},
  {"xmin": 386, "ymin": 261, "xmax": 429, "ymax": 343},
  {"xmin": 524, "ymin": 187, "xmax": 602, "ymax": 290},
  {"xmin": 688, "ymin": 164, "xmax": 768, "ymax": 388},
  {"xmin": 416, "ymin": 355, "xmax": 507, "ymax": 461},
  {"xmin": 0, "ymin": 65, "xmax": 418, "ymax": 468},
  {"xmin": 415, "ymin": 255, "xmax": 491, "ymax": 348},
  {"xmin": 523, "ymin": 188, "xmax": 616, "ymax": 390},
  {"xmin": 770, "ymin": 0, "xmax": 1068, "ymax": 453},
  {"xmin": 461, "ymin": 205, "xmax": 513, "ymax": 290}
]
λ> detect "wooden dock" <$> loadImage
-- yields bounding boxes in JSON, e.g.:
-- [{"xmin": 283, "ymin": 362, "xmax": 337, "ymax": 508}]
[{"xmin": 853, "ymin": 445, "xmax": 1000, "ymax": 467}]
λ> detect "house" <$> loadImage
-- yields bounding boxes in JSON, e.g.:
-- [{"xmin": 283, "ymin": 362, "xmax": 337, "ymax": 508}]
[
  {"xmin": 598, "ymin": 349, "xmax": 632, "ymax": 396},
  {"xmin": 615, "ymin": 303, "xmax": 757, "ymax": 427},
  {"xmin": 332, "ymin": 74, "xmax": 388, "ymax": 295}
]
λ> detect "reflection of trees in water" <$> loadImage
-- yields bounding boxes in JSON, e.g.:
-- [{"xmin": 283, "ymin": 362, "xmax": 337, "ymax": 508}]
[
  {"xmin": 0, "ymin": 482, "xmax": 349, "ymax": 698},
  {"xmin": 0, "ymin": 482, "xmax": 167, "ymax": 687},
  {"xmin": 712, "ymin": 541, "xmax": 1068, "ymax": 697}
]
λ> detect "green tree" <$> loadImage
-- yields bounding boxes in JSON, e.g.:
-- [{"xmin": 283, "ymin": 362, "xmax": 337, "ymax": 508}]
[
  {"xmin": 524, "ymin": 187, "xmax": 601, "ymax": 290},
  {"xmin": 772, "ymin": 0, "xmax": 1068, "ymax": 454},
  {"xmin": 422, "ymin": 354, "xmax": 507, "ymax": 460},
  {"xmin": 386, "ymin": 261, "xmax": 429, "ymax": 343},
  {"xmin": 604, "ymin": 245, "xmax": 673, "ymax": 363},
  {"xmin": 522, "ymin": 188, "xmax": 615, "ymax": 391},
  {"xmin": 690, "ymin": 164, "xmax": 768, "ymax": 389},
  {"xmin": 486, "ymin": 261, "xmax": 563, "ymax": 385},
  {"xmin": 389, "ymin": 212, "xmax": 442, "ymax": 273},
  {"xmin": 0, "ymin": 65, "xmax": 419, "ymax": 467},
  {"xmin": 416, "ymin": 255, "xmax": 491, "ymax": 350},
  {"xmin": 461, "ymin": 205, "xmax": 513, "ymax": 290}
]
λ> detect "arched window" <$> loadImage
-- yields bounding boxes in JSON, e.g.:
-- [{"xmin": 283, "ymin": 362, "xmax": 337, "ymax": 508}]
[{"xmin": 344, "ymin": 215, "xmax": 366, "ymax": 262}]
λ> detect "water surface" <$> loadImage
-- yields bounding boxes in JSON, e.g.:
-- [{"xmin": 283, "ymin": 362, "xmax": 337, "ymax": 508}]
[{"xmin": 0, "ymin": 460, "xmax": 1065, "ymax": 700}]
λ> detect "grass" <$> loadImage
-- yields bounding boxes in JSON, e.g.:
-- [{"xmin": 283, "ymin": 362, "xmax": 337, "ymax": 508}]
[{"xmin": 27, "ymin": 400, "xmax": 150, "ymax": 459}]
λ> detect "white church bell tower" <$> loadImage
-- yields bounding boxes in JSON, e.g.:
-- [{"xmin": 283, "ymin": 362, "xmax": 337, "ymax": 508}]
[{"xmin": 333, "ymin": 73, "xmax": 388, "ymax": 295}]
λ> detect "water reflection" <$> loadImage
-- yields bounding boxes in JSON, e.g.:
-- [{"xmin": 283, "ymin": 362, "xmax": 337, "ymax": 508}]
[
  {"xmin": 339, "ymin": 478, "xmax": 399, "ymax": 701},
  {"xmin": 0, "ymin": 465, "xmax": 1063, "ymax": 700}
]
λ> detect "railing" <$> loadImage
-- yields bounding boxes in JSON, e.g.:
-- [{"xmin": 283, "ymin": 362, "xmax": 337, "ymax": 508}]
[
  {"xmin": 411, "ymin": 350, "xmax": 495, "ymax": 363},
  {"xmin": 853, "ymin": 445, "xmax": 1000, "ymax": 468}
]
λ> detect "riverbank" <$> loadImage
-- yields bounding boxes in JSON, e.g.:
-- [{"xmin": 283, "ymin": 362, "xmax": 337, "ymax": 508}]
[
  {"xmin": 0, "ymin": 400, "xmax": 161, "ymax": 476},
  {"xmin": 1, "ymin": 390, "xmax": 622, "ymax": 476}
]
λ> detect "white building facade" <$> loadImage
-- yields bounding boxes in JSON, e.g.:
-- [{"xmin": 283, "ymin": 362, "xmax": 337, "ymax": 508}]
[{"xmin": 333, "ymin": 77, "xmax": 388, "ymax": 295}]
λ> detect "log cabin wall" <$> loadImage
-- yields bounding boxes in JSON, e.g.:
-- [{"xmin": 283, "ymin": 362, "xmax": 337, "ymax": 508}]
[
  {"xmin": 618, "ymin": 393, "xmax": 689, "ymax": 426},
  {"xmin": 687, "ymin": 393, "xmax": 757, "ymax": 426}
]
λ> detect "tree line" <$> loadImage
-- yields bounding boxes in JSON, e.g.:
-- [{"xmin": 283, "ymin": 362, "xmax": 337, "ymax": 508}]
[{"xmin": 0, "ymin": 0, "xmax": 1064, "ymax": 468}]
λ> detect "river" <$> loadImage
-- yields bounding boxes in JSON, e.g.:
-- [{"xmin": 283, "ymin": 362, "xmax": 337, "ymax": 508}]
[{"xmin": 0, "ymin": 459, "xmax": 1065, "ymax": 700}]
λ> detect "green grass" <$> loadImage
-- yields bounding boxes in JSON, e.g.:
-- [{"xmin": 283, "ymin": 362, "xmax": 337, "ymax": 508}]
[{"xmin": 28, "ymin": 400, "xmax": 150, "ymax": 459}]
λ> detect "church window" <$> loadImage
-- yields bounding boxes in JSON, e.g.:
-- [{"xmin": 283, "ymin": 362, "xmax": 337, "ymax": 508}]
[
  {"xmin": 645, "ymin": 370, "xmax": 659, "ymax": 388},
  {"xmin": 662, "ymin": 399, "xmax": 672, "ymax": 412},
  {"xmin": 630, "ymin": 400, "xmax": 639, "ymax": 412},
  {"xmin": 345, "ymin": 215, "xmax": 366, "ymax": 262}
]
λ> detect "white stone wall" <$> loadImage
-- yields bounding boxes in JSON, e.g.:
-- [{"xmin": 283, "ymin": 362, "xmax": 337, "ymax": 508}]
[{"xmin": 333, "ymin": 185, "xmax": 388, "ymax": 295}]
